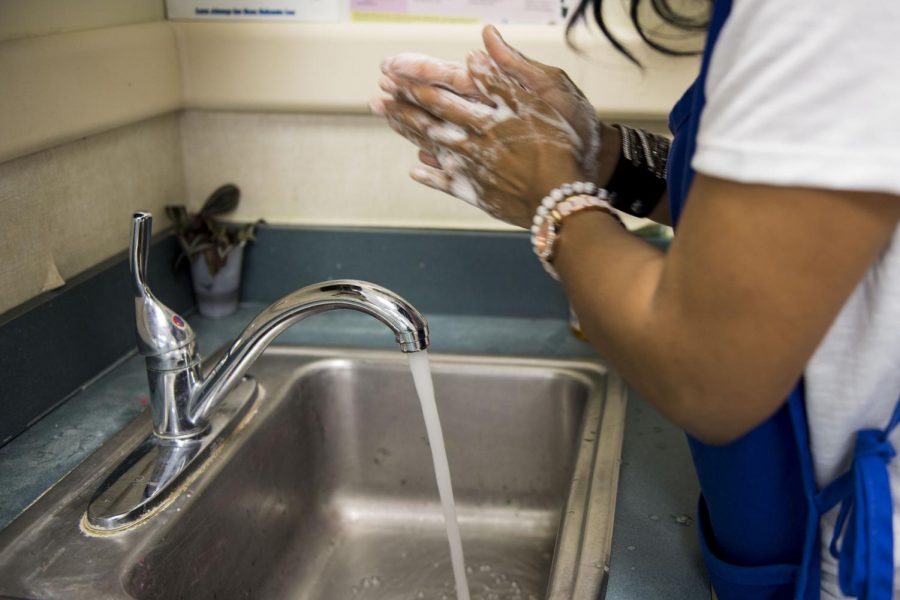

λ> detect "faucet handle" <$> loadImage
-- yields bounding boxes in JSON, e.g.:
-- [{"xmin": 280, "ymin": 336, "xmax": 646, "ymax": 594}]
[
  {"xmin": 131, "ymin": 212, "xmax": 153, "ymax": 299},
  {"xmin": 131, "ymin": 212, "xmax": 197, "ymax": 365}
]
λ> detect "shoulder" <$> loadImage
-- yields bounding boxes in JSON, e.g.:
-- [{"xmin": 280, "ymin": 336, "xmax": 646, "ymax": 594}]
[{"xmin": 694, "ymin": 0, "xmax": 900, "ymax": 195}]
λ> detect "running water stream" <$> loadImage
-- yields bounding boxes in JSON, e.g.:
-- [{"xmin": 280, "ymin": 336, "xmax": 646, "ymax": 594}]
[{"xmin": 408, "ymin": 351, "xmax": 471, "ymax": 600}]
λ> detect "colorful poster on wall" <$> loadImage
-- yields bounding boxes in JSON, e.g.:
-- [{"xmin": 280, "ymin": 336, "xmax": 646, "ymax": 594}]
[{"xmin": 350, "ymin": 0, "xmax": 562, "ymax": 24}]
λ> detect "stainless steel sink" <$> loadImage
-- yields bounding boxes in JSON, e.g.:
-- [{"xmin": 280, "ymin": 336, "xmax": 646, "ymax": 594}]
[{"xmin": 0, "ymin": 347, "xmax": 626, "ymax": 600}]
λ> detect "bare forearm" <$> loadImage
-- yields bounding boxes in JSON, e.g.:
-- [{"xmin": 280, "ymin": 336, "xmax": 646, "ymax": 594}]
[
  {"xmin": 555, "ymin": 212, "xmax": 798, "ymax": 444},
  {"xmin": 555, "ymin": 209, "xmax": 807, "ymax": 445},
  {"xmin": 553, "ymin": 177, "xmax": 900, "ymax": 445},
  {"xmin": 552, "ymin": 212, "xmax": 689, "ymax": 427}
]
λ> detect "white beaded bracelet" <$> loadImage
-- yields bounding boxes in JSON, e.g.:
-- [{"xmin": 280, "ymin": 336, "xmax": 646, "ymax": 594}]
[{"xmin": 529, "ymin": 181, "xmax": 622, "ymax": 280}]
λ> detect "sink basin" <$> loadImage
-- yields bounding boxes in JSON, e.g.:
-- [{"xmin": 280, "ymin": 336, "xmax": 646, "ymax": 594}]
[{"xmin": 0, "ymin": 347, "xmax": 626, "ymax": 599}]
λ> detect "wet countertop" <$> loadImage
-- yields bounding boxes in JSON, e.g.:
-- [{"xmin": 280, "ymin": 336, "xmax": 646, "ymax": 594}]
[{"xmin": 0, "ymin": 307, "xmax": 706, "ymax": 599}]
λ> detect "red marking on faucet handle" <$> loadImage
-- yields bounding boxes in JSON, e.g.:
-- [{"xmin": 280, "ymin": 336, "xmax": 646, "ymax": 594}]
[{"xmin": 172, "ymin": 315, "xmax": 185, "ymax": 328}]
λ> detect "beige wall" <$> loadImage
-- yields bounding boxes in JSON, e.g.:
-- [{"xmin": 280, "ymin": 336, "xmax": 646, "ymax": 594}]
[
  {"xmin": 0, "ymin": 0, "xmax": 165, "ymax": 41},
  {"xmin": 0, "ymin": 2, "xmax": 180, "ymax": 316},
  {"xmin": 0, "ymin": 22, "xmax": 182, "ymax": 164},
  {"xmin": 0, "ymin": 114, "xmax": 184, "ymax": 314},
  {"xmin": 0, "ymin": 21, "xmax": 696, "ymax": 165},
  {"xmin": 180, "ymin": 110, "xmax": 499, "ymax": 229}
]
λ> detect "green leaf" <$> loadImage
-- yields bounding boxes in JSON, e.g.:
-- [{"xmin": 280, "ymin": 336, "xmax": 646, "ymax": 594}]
[
  {"xmin": 199, "ymin": 184, "xmax": 240, "ymax": 217},
  {"xmin": 165, "ymin": 184, "xmax": 257, "ymax": 274}
]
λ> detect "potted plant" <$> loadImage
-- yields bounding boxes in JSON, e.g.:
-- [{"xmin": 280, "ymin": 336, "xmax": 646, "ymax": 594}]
[{"xmin": 166, "ymin": 184, "xmax": 259, "ymax": 318}]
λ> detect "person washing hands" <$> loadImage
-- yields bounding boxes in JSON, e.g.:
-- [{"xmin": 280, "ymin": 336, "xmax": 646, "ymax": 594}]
[{"xmin": 371, "ymin": 2, "xmax": 900, "ymax": 599}]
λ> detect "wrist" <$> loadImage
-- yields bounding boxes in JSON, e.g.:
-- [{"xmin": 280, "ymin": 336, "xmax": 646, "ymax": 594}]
[
  {"xmin": 522, "ymin": 166, "xmax": 587, "ymax": 228},
  {"xmin": 529, "ymin": 181, "xmax": 624, "ymax": 279},
  {"xmin": 553, "ymin": 209, "xmax": 624, "ymax": 272},
  {"xmin": 595, "ymin": 123, "xmax": 622, "ymax": 188}
]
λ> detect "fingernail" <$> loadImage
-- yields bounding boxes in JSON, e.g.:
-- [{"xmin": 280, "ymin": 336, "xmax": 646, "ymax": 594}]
[
  {"xmin": 379, "ymin": 75, "xmax": 398, "ymax": 94},
  {"xmin": 380, "ymin": 56, "xmax": 393, "ymax": 74}
]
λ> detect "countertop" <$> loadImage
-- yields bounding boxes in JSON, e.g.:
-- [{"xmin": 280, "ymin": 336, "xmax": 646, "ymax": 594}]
[{"xmin": 0, "ymin": 306, "xmax": 706, "ymax": 599}]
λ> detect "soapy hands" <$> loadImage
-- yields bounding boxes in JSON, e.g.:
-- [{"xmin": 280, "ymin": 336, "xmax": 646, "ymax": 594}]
[
  {"xmin": 371, "ymin": 26, "xmax": 603, "ymax": 229},
  {"xmin": 477, "ymin": 25, "xmax": 602, "ymax": 178}
]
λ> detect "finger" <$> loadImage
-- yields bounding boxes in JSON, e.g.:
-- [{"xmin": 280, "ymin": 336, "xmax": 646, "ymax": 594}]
[
  {"xmin": 419, "ymin": 149, "xmax": 441, "ymax": 168},
  {"xmin": 369, "ymin": 95, "xmax": 388, "ymax": 117},
  {"xmin": 381, "ymin": 53, "xmax": 480, "ymax": 98},
  {"xmin": 383, "ymin": 98, "xmax": 470, "ymax": 154},
  {"xmin": 399, "ymin": 82, "xmax": 493, "ymax": 131},
  {"xmin": 410, "ymin": 164, "xmax": 451, "ymax": 193},
  {"xmin": 466, "ymin": 50, "xmax": 520, "ymax": 111},
  {"xmin": 482, "ymin": 25, "xmax": 548, "ymax": 91},
  {"xmin": 379, "ymin": 75, "xmax": 400, "ymax": 96},
  {"xmin": 423, "ymin": 152, "xmax": 483, "ymax": 208},
  {"xmin": 382, "ymin": 98, "xmax": 433, "ymax": 150}
]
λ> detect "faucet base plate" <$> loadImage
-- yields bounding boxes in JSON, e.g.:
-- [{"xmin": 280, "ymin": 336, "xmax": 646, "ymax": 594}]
[{"xmin": 84, "ymin": 376, "xmax": 259, "ymax": 533}]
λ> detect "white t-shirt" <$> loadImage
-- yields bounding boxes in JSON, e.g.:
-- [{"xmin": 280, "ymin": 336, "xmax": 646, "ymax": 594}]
[{"xmin": 691, "ymin": 0, "xmax": 900, "ymax": 597}]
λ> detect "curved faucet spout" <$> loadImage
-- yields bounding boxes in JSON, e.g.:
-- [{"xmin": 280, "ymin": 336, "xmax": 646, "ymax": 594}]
[{"xmin": 188, "ymin": 280, "xmax": 429, "ymax": 426}]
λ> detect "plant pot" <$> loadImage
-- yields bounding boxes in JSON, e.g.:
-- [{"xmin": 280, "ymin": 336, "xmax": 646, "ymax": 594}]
[{"xmin": 190, "ymin": 245, "xmax": 245, "ymax": 318}]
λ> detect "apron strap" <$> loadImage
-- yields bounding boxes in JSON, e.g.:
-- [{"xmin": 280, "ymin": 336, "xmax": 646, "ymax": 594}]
[
  {"xmin": 814, "ymin": 397, "xmax": 900, "ymax": 600},
  {"xmin": 788, "ymin": 383, "xmax": 823, "ymax": 600}
]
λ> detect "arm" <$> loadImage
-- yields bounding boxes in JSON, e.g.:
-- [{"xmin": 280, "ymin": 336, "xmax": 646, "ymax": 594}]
[{"xmin": 555, "ymin": 176, "xmax": 900, "ymax": 444}]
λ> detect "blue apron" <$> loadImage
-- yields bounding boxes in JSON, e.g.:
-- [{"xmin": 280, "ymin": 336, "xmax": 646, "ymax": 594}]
[{"xmin": 666, "ymin": 1, "xmax": 900, "ymax": 597}]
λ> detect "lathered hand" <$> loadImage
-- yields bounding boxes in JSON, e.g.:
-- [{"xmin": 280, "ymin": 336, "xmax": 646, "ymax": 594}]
[
  {"xmin": 478, "ymin": 26, "xmax": 602, "ymax": 179},
  {"xmin": 374, "ymin": 26, "xmax": 603, "ymax": 185},
  {"xmin": 373, "ymin": 49, "xmax": 587, "ymax": 228}
]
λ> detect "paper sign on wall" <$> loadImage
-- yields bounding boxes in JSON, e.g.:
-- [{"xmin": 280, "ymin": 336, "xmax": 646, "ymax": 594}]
[{"xmin": 166, "ymin": 0, "xmax": 341, "ymax": 22}]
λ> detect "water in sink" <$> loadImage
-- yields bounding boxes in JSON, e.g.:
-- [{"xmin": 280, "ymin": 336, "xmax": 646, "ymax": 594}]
[{"xmin": 408, "ymin": 351, "xmax": 470, "ymax": 600}]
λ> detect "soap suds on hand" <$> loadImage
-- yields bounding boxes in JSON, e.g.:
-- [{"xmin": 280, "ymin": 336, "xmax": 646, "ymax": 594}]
[
  {"xmin": 382, "ymin": 52, "xmax": 480, "ymax": 98},
  {"xmin": 410, "ymin": 162, "xmax": 480, "ymax": 209},
  {"xmin": 427, "ymin": 122, "xmax": 468, "ymax": 145},
  {"xmin": 468, "ymin": 53, "xmax": 582, "ymax": 150},
  {"xmin": 435, "ymin": 148, "xmax": 481, "ymax": 207},
  {"xmin": 382, "ymin": 49, "xmax": 585, "ymax": 218}
]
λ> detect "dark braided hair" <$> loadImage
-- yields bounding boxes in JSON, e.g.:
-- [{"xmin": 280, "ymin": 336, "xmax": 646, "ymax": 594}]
[{"xmin": 566, "ymin": 0, "xmax": 712, "ymax": 66}]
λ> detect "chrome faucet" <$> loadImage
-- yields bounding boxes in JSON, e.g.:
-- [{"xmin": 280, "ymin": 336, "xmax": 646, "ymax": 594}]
[
  {"xmin": 85, "ymin": 211, "xmax": 429, "ymax": 532},
  {"xmin": 130, "ymin": 212, "xmax": 428, "ymax": 438}
]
